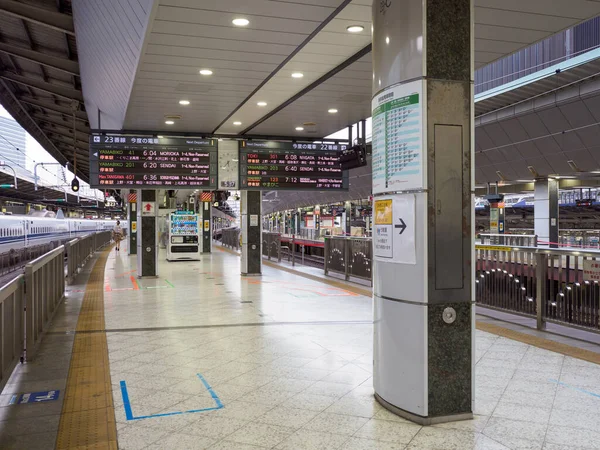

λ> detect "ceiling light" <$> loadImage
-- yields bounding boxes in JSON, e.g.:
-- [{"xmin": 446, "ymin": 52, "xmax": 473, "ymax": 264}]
[
  {"xmin": 179, "ymin": 100, "xmax": 190, "ymax": 105},
  {"xmin": 257, "ymin": 101, "xmax": 267, "ymax": 107},
  {"xmin": 328, "ymin": 108, "xmax": 338, "ymax": 114},
  {"xmin": 233, "ymin": 121, "xmax": 242, "ymax": 126},
  {"xmin": 386, "ymin": 36, "xmax": 390, "ymax": 44},
  {"xmin": 157, "ymin": 135, "xmax": 164, "ymax": 138},
  {"xmin": 232, "ymin": 18, "xmax": 249, "ymax": 27},
  {"xmin": 291, "ymin": 72, "xmax": 304, "ymax": 78},
  {"xmin": 347, "ymin": 25, "xmax": 364, "ymax": 33},
  {"xmin": 165, "ymin": 120, "xmax": 175, "ymax": 125},
  {"xmin": 199, "ymin": 69, "xmax": 213, "ymax": 76},
  {"xmin": 295, "ymin": 127, "xmax": 304, "ymax": 131}
]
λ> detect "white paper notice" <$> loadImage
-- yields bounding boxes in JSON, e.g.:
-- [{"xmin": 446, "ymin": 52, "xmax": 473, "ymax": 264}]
[{"xmin": 374, "ymin": 195, "xmax": 416, "ymax": 265}]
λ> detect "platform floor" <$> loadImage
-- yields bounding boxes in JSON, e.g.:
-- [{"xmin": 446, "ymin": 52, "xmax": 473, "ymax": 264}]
[{"xmin": 2, "ymin": 243, "xmax": 600, "ymax": 449}]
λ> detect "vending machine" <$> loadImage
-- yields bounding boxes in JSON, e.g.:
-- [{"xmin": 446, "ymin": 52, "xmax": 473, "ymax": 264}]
[{"xmin": 167, "ymin": 211, "xmax": 201, "ymax": 261}]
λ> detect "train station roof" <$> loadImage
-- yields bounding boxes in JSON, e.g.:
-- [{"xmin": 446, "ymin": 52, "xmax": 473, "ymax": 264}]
[{"xmin": 1, "ymin": 0, "xmax": 600, "ymax": 186}]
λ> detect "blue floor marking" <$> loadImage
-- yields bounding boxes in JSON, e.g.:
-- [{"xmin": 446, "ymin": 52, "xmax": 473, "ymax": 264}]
[
  {"xmin": 120, "ymin": 373, "xmax": 224, "ymax": 421},
  {"xmin": 549, "ymin": 379, "xmax": 600, "ymax": 399}
]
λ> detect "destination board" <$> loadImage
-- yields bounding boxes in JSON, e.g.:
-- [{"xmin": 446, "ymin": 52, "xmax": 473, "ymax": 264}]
[
  {"xmin": 239, "ymin": 141, "xmax": 349, "ymax": 191},
  {"xmin": 89, "ymin": 135, "xmax": 218, "ymax": 189}
]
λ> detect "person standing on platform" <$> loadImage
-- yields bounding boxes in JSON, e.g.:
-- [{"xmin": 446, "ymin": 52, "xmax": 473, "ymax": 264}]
[{"xmin": 113, "ymin": 220, "xmax": 124, "ymax": 252}]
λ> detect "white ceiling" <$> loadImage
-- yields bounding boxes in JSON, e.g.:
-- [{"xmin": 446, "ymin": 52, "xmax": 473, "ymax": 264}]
[{"xmin": 103, "ymin": 0, "xmax": 600, "ymax": 138}]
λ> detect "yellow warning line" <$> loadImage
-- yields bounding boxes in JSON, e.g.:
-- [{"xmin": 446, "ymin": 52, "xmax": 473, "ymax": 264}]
[
  {"xmin": 218, "ymin": 245, "xmax": 600, "ymax": 364},
  {"xmin": 56, "ymin": 246, "xmax": 117, "ymax": 450}
]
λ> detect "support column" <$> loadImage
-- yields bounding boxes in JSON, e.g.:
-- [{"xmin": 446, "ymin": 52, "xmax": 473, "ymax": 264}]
[
  {"xmin": 534, "ymin": 178, "xmax": 559, "ymax": 248},
  {"xmin": 128, "ymin": 190, "xmax": 137, "ymax": 255},
  {"xmin": 489, "ymin": 201, "xmax": 505, "ymax": 235},
  {"xmin": 344, "ymin": 201, "xmax": 352, "ymax": 235},
  {"xmin": 241, "ymin": 191, "xmax": 261, "ymax": 276},
  {"xmin": 137, "ymin": 190, "xmax": 158, "ymax": 277},
  {"xmin": 372, "ymin": 0, "xmax": 474, "ymax": 425},
  {"xmin": 200, "ymin": 194, "xmax": 212, "ymax": 253}
]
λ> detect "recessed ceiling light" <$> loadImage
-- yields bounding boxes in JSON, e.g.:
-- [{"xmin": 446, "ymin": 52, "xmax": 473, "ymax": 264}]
[
  {"xmin": 199, "ymin": 69, "xmax": 213, "ymax": 76},
  {"xmin": 165, "ymin": 120, "xmax": 175, "ymax": 125},
  {"xmin": 386, "ymin": 36, "xmax": 390, "ymax": 44},
  {"xmin": 295, "ymin": 127, "xmax": 304, "ymax": 131},
  {"xmin": 291, "ymin": 72, "xmax": 304, "ymax": 79},
  {"xmin": 179, "ymin": 100, "xmax": 190, "ymax": 105},
  {"xmin": 232, "ymin": 18, "xmax": 249, "ymax": 27},
  {"xmin": 233, "ymin": 121, "xmax": 242, "ymax": 126},
  {"xmin": 328, "ymin": 108, "xmax": 338, "ymax": 114},
  {"xmin": 157, "ymin": 135, "xmax": 164, "ymax": 138},
  {"xmin": 257, "ymin": 101, "xmax": 267, "ymax": 107},
  {"xmin": 347, "ymin": 25, "xmax": 364, "ymax": 33}
]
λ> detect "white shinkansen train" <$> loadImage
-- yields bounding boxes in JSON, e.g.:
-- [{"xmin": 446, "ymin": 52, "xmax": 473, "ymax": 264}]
[{"xmin": 0, "ymin": 214, "xmax": 127, "ymax": 253}]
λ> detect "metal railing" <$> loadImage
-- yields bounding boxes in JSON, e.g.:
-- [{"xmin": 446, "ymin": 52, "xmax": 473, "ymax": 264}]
[
  {"xmin": 262, "ymin": 232, "xmax": 282, "ymax": 261},
  {"xmin": 476, "ymin": 244, "xmax": 600, "ymax": 332},
  {"xmin": 66, "ymin": 231, "xmax": 112, "ymax": 284},
  {"xmin": 0, "ymin": 275, "xmax": 24, "ymax": 392},
  {"xmin": 221, "ymin": 227, "xmax": 241, "ymax": 250},
  {"xmin": 0, "ymin": 241, "xmax": 61, "ymax": 278},
  {"xmin": 324, "ymin": 237, "xmax": 372, "ymax": 284},
  {"xmin": 24, "ymin": 246, "xmax": 65, "ymax": 360},
  {"xmin": 478, "ymin": 233, "xmax": 538, "ymax": 247},
  {"xmin": 0, "ymin": 230, "xmax": 113, "ymax": 379}
]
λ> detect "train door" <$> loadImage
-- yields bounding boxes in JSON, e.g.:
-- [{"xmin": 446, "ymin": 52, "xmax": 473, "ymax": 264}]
[{"xmin": 23, "ymin": 220, "xmax": 29, "ymax": 247}]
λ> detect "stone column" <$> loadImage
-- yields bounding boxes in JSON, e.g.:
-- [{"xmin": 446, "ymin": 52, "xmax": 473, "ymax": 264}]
[
  {"xmin": 241, "ymin": 191, "xmax": 261, "ymax": 275},
  {"xmin": 372, "ymin": 0, "xmax": 474, "ymax": 425},
  {"xmin": 534, "ymin": 178, "xmax": 559, "ymax": 248},
  {"xmin": 137, "ymin": 190, "xmax": 158, "ymax": 277}
]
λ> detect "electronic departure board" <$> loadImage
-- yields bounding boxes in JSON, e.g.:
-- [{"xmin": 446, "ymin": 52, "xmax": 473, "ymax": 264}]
[
  {"xmin": 89, "ymin": 135, "xmax": 218, "ymax": 189},
  {"xmin": 239, "ymin": 141, "xmax": 349, "ymax": 191}
]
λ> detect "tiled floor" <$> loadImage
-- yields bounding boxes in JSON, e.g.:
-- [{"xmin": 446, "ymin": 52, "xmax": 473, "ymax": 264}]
[
  {"xmin": 102, "ymin": 249, "xmax": 600, "ymax": 450},
  {"xmin": 2, "ymin": 245, "xmax": 600, "ymax": 449}
]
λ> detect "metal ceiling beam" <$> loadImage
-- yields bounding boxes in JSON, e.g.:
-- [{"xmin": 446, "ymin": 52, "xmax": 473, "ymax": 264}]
[
  {"xmin": 44, "ymin": 136, "xmax": 89, "ymax": 154},
  {"xmin": 0, "ymin": 0, "xmax": 74, "ymax": 35},
  {"xmin": 0, "ymin": 72, "xmax": 83, "ymax": 101},
  {"xmin": 0, "ymin": 42, "xmax": 79, "ymax": 76},
  {"xmin": 32, "ymin": 112, "xmax": 90, "ymax": 134},
  {"xmin": 474, "ymin": 178, "xmax": 600, "ymax": 196},
  {"xmin": 54, "ymin": 143, "xmax": 89, "ymax": 161},
  {"xmin": 19, "ymin": 95, "xmax": 87, "ymax": 120},
  {"xmin": 42, "ymin": 129, "xmax": 89, "ymax": 150},
  {"xmin": 241, "ymin": 44, "xmax": 372, "ymax": 135}
]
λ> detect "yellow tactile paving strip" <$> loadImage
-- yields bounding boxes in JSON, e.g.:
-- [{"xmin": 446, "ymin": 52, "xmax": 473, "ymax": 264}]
[
  {"xmin": 218, "ymin": 245, "xmax": 600, "ymax": 364},
  {"xmin": 56, "ymin": 246, "xmax": 118, "ymax": 450}
]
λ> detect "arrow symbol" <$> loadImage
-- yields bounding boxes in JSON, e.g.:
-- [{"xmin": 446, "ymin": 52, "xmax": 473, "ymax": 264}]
[
  {"xmin": 93, "ymin": 152, "xmax": 98, "ymax": 157},
  {"xmin": 395, "ymin": 218, "xmax": 406, "ymax": 235},
  {"xmin": 144, "ymin": 203, "xmax": 152, "ymax": 212}
]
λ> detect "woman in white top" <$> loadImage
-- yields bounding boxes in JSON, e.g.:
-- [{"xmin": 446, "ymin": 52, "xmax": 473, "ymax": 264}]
[{"xmin": 112, "ymin": 220, "xmax": 124, "ymax": 252}]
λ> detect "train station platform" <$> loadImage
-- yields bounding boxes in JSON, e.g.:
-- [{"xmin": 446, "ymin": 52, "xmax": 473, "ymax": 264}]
[{"xmin": 1, "ymin": 242, "xmax": 600, "ymax": 449}]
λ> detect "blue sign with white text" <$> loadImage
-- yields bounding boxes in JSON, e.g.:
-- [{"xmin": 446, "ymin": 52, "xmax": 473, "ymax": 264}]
[{"xmin": 16, "ymin": 390, "xmax": 60, "ymax": 404}]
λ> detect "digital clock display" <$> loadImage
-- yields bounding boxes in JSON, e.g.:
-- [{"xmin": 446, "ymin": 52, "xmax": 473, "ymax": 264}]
[
  {"xmin": 239, "ymin": 141, "xmax": 349, "ymax": 191},
  {"xmin": 89, "ymin": 135, "xmax": 218, "ymax": 189}
]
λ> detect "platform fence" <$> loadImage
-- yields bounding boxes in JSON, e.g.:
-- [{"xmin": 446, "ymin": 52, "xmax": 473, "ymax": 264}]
[
  {"xmin": 477, "ymin": 245, "xmax": 600, "ymax": 332},
  {"xmin": 65, "ymin": 230, "xmax": 112, "ymax": 284},
  {"xmin": 221, "ymin": 227, "xmax": 241, "ymax": 250},
  {"xmin": 0, "ymin": 231, "xmax": 114, "ymax": 379},
  {"xmin": 478, "ymin": 233, "xmax": 538, "ymax": 247},
  {"xmin": 324, "ymin": 237, "xmax": 372, "ymax": 284},
  {"xmin": 262, "ymin": 232, "xmax": 282, "ymax": 261},
  {"xmin": 0, "ymin": 274, "xmax": 24, "ymax": 392}
]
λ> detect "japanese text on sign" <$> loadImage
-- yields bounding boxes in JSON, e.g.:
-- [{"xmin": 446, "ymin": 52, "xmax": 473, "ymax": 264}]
[
  {"xmin": 239, "ymin": 141, "xmax": 349, "ymax": 191},
  {"xmin": 583, "ymin": 260, "xmax": 600, "ymax": 282}
]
